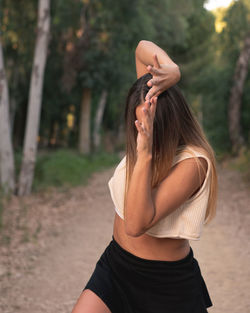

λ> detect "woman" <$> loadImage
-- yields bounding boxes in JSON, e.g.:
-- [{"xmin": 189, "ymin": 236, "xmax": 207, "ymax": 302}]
[{"xmin": 71, "ymin": 40, "xmax": 218, "ymax": 313}]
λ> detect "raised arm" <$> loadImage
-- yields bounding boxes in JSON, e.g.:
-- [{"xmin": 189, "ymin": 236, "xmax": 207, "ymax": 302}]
[{"xmin": 135, "ymin": 40, "xmax": 181, "ymax": 101}]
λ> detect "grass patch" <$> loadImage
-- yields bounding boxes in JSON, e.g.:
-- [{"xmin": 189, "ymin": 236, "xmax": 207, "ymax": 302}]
[{"xmin": 32, "ymin": 149, "xmax": 120, "ymax": 192}]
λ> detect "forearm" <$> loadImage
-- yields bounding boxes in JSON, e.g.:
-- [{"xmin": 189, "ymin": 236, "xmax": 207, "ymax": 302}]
[
  {"xmin": 124, "ymin": 153, "xmax": 155, "ymax": 237},
  {"xmin": 136, "ymin": 40, "xmax": 177, "ymax": 67}
]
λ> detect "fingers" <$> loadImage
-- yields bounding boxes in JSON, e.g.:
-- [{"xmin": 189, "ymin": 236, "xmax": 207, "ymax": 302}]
[
  {"xmin": 145, "ymin": 90, "xmax": 154, "ymax": 102},
  {"xmin": 147, "ymin": 54, "xmax": 161, "ymax": 74},
  {"xmin": 147, "ymin": 80, "xmax": 152, "ymax": 87},
  {"xmin": 135, "ymin": 120, "xmax": 144, "ymax": 133},
  {"xmin": 146, "ymin": 79, "xmax": 163, "ymax": 101},
  {"xmin": 142, "ymin": 97, "xmax": 157, "ymax": 124},
  {"xmin": 147, "ymin": 65, "xmax": 160, "ymax": 76},
  {"xmin": 145, "ymin": 86, "xmax": 161, "ymax": 102},
  {"xmin": 145, "ymin": 86, "xmax": 156, "ymax": 101},
  {"xmin": 149, "ymin": 96, "xmax": 157, "ymax": 117},
  {"xmin": 147, "ymin": 78, "xmax": 159, "ymax": 87},
  {"xmin": 135, "ymin": 97, "xmax": 157, "ymax": 136},
  {"xmin": 153, "ymin": 54, "xmax": 161, "ymax": 69},
  {"xmin": 142, "ymin": 105, "xmax": 151, "ymax": 129},
  {"xmin": 135, "ymin": 120, "xmax": 149, "ymax": 136},
  {"xmin": 144, "ymin": 99, "xmax": 150, "ymax": 110}
]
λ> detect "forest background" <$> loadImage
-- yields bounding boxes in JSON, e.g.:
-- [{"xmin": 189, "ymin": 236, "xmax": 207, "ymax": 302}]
[
  {"xmin": 0, "ymin": 0, "xmax": 250, "ymax": 200},
  {"xmin": 1, "ymin": 2, "xmax": 250, "ymax": 312}
]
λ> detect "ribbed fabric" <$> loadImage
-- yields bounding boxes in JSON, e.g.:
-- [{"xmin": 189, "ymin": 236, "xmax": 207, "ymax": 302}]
[{"xmin": 108, "ymin": 145, "xmax": 211, "ymax": 240}]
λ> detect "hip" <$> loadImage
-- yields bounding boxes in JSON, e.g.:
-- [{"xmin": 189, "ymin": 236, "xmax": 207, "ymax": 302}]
[{"xmin": 85, "ymin": 234, "xmax": 213, "ymax": 312}]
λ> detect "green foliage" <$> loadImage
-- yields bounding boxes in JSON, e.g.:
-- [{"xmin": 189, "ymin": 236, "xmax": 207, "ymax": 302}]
[
  {"xmin": 175, "ymin": 0, "xmax": 250, "ymax": 154},
  {"xmin": 2, "ymin": 0, "xmax": 250, "ymax": 173},
  {"xmin": 221, "ymin": 0, "xmax": 249, "ymax": 55},
  {"xmin": 195, "ymin": 64, "xmax": 232, "ymax": 152},
  {"xmin": 211, "ymin": 0, "xmax": 250, "ymax": 151},
  {"xmin": 32, "ymin": 149, "xmax": 120, "ymax": 192}
]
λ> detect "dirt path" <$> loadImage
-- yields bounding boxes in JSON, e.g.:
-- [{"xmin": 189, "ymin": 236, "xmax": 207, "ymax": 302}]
[{"xmin": 0, "ymin": 162, "xmax": 250, "ymax": 313}]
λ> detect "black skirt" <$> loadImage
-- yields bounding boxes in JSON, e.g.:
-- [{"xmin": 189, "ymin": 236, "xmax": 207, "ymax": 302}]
[{"xmin": 83, "ymin": 235, "xmax": 213, "ymax": 313}]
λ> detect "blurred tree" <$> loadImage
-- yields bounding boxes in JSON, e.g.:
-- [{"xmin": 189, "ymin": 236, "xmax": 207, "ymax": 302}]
[
  {"xmin": 1, "ymin": 0, "xmax": 38, "ymax": 149},
  {"xmin": 93, "ymin": 89, "xmax": 108, "ymax": 152},
  {"xmin": 228, "ymin": 31, "xmax": 250, "ymax": 155},
  {"xmin": 60, "ymin": 0, "xmax": 201, "ymax": 153},
  {"xmin": 171, "ymin": 1, "xmax": 218, "ymax": 145},
  {"xmin": 223, "ymin": 0, "xmax": 250, "ymax": 155},
  {"xmin": 3, "ymin": 0, "xmax": 249, "ymax": 195},
  {"xmin": 18, "ymin": 0, "xmax": 51, "ymax": 196},
  {"xmin": 209, "ymin": 0, "xmax": 250, "ymax": 154},
  {"xmin": 177, "ymin": 0, "xmax": 250, "ymax": 154},
  {"xmin": 0, "ymin": 39, "xmax": 15, "ymax": 193}
]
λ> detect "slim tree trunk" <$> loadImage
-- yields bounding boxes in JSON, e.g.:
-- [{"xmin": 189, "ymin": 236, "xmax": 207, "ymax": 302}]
[
  {"xmin": 0, "ymin": 41, "xmax": 15, "ymax": 193},
  {"xmin": 228, "ymin": 32, "xmax": 250, "ymax": 155},
  {"xmin": 78, "ymin": 87, "xmax": 91, "ymax": 154},
  {"xmin": 18, "ymin": 0, "xmax": 51, "ymax": 196},
  {"xmin": 93, "ymin": 89, "xmax": 108, "ymax": 151}
]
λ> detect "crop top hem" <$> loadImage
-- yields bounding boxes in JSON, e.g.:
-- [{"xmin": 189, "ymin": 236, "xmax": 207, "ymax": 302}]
[
  {"xmin": 145, "ymin": 230, "xmax": 201, "ymax": 241},
  {"xmin": 114, "ymin": 208, "xmax": 201, "ymax": 241}
]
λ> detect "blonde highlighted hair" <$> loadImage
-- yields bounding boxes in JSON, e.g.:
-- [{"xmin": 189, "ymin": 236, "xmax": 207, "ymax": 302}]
[{"xmin": 123, "ymin": 73, "xmax": 218, "ymax": 224}]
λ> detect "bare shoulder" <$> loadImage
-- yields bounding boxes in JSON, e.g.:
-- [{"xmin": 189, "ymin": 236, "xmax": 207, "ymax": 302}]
[
  {"xmin": 172, "ymin": 156, "xmax": 207, "ymax": 180},
  {"xmin": 174, "ymin": 151, "xmax": 209, "ymax": 181}
]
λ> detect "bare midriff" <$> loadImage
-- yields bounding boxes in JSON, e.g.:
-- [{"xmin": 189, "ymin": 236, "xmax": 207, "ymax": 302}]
[{"xmin": 113, "ymin": 213, "xmax": 191, "ymax": 261}]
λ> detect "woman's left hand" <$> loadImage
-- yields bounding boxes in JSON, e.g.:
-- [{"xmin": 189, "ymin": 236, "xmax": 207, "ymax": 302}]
[
  {"xmin": 135, "ymin": 96, "xmax": 157, "ymax": 157},
  {"xmin": 145, "ymin": 54, "xmax": 181, "ymax": 102}
]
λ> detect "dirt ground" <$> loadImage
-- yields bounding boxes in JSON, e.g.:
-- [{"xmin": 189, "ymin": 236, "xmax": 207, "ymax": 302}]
[{"xmin": 0, "ymin": 159, "xmax": 250, "ymax": 313}]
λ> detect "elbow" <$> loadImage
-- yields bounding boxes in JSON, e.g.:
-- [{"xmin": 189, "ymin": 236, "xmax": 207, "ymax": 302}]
[
  {"xmin": 137, "ymin": 39, "xmax": 151, "ymax": 46},
  {"xmin": 135, "ymin": 40, "xmax": 151, "ymax": 55},
  {"xmin": 125, "ymin": 228, "xmax": 144, "ymax": 238},
  {"xmin": 136, "ymin": 39, "xmax": 149, "ymax": 47},
  {"xmin": 124, "ymin": 204, "xmax": 155, "ymax": 237},
  {"xmin": 125, "ymin": 230, "xmax": 143, "ymax": 238},
  {"xmin": 125, "ymin": 222, "xmax": 145, "ymax": 238}
]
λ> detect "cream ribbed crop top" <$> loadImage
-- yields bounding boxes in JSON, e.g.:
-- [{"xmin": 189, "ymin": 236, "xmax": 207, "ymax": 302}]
[{"xmin": 108, "ymin": 145, "xmax": 212, "ymax": 240}]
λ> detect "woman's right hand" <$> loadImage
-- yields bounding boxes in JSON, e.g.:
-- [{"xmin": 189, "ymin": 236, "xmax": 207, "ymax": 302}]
[{"xmin": 145, "ymin": 54, "xmax": 181, "ymax": 102}]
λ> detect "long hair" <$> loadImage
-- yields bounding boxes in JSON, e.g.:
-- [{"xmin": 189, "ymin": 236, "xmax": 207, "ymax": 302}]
[{"xmin": 123, "ymin": 73, "xmax": 218, "ymax": 224}]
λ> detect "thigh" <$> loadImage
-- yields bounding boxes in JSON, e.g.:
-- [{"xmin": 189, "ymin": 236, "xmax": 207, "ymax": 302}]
[{"xmin": 71, "ymin": 289, "xmax": 112, "ymax": 313}]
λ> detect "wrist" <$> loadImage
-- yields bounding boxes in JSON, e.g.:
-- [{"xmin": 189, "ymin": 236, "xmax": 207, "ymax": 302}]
[{"xmin": 136, "ymin": 152, "xmax": 152, "ymax": 163}]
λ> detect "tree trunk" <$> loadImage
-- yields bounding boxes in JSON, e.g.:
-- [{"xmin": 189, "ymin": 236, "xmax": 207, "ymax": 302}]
[
  {"xmin": 18, "ymin": 0, "xmax": 51, "ymax": 196},
  {"xmin": 0, "ymin": 41, "xmax": 15, "ymax": 193},
  {"xmin": 228, "ymin": 32, "xmax": 250, "ymax": 155},
  {"xmin": 93, "ymin": 89, "xmax": 108, "ymax": 151},
  {"xmin": 78, "ymin": 87, "xmax": 91, "ymax": 154}
]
